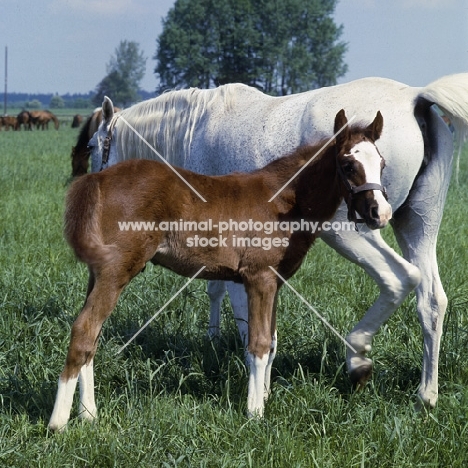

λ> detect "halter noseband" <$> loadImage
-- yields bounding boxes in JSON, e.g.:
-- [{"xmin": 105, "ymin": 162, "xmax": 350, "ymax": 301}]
[{"xmin": 336, "ymin": 153, "xmax": 388, "ymax": 225}]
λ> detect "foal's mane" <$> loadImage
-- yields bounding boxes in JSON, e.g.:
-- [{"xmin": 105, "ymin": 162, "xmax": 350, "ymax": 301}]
[{"xmin": 112, "ymin": 84, "xmax": 262, "ymax": 167}]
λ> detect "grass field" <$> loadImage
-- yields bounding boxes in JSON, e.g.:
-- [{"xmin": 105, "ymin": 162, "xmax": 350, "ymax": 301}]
[{"xmin": 1, "ymin": 125, "xmax": 468, "ymax": 467}]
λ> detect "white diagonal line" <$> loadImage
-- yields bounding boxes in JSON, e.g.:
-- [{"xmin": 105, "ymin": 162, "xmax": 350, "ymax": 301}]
[
  {"xmin": 116, "ymin": 266, "xmax": 206, "ymax": 354},
  {"xmin": 118, "ymin": 115, "xmax": 207, "ymax": 202},
  {"xmin": 268, "ymin": 266, "xmax": 357, "ymax": 353},
  {"xmin": 268, "ymin": 115, "xmax": 356, "ymax": 202}
]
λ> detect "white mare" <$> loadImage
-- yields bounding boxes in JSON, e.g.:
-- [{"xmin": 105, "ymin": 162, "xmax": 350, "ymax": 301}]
[{"xmin": 50, "ymin": 74, "xmax": 468, "ymax": 430}]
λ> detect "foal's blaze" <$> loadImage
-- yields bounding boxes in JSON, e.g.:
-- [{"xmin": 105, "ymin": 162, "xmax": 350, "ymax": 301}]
[{"xmin": 49, "ymin": 110, "xmax": 390, "ymax": 431}]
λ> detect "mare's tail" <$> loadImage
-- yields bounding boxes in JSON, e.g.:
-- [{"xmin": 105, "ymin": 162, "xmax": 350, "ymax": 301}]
[
  {"xmin": 418, "ymin": 73, "xmax": 468, "ymax": 144},
  {"xmin": 65, "ymin": 175, "xmax": 115, "ymax": 267},
  {"xmin": 418, "ymin": 73, "xmax": 468, "ymax": 179}
]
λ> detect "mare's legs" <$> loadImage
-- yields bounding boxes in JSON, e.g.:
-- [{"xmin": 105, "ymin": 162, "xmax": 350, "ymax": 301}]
[
  {"xmin": 226, "ymin": 282, "xmax": 249, "ymax": 346},
  {"xmin": 207, "ymin": 281, "xmax": 256, "ymax": 352},
  {"xmin": 207, "ymin": 280, "xmax": 226, "ymax": 338},
  {"xmin": 320, "ymin": 220, "xmax": 421, "ymax": 386},
  {"xmin": 392, "ymin": 111, "xmax": 454, "ymax": 408}
]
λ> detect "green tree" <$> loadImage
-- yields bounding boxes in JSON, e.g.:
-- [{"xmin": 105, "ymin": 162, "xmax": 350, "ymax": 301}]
[
  {"xmin": 50, "ymin": 95, "xmax": 65, "ymax": 108},
  {"xmin": 25, "ymin": 99, "xmax": 42, "ymax": 109},
  {"xmin": 155, "ymin": 0, "xmax": 347, "ymax": 95},
  {"xmin": 93, "ymin": 40, "xmax": 147, "ymax": 107}
]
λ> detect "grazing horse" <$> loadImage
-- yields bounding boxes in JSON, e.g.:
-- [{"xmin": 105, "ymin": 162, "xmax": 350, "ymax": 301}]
[
  {"xmin": 71, "ymin": 114, "xmax": 83, "ymax": 128},
  {"xmin": 1, "ymin": 115, "xmax": 18, "ymax": 130},
  {"xmin": 87, "ymin": 74, "xmax": 468, "ymax": 412},
  {"xmin": 71, "ymin": 106, "xmax": 121, "ymax": 177},
  {"xmin": 49, "ymin": 110, "xmax": 389, "ymax": 430},
  {"xmin": 29, "ymin": 110, "xmax": 59, "ymax": 130},
  {"xmin": 16, "ymin": 110, "xmax": 32, "ymax": 130}
]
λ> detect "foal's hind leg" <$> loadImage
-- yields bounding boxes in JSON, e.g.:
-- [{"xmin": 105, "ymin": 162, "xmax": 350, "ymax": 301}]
[
  {"xmin": 49, "ymin": 266, "xmax": 133, "ymax": 432},
  {"xmin": 78, "ymin": 272, "xmax": 98, "ymax": 423}
]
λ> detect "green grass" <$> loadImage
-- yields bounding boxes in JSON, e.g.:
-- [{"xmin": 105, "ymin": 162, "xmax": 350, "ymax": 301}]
[{"xmin": 1, "ymin": 127, "xmax": 468, "ymax": 467}]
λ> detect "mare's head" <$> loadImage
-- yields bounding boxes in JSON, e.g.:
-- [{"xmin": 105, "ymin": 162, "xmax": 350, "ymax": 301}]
[
  {"xmin": 89, "ymin": 97, "xmax": 119, "ymax": 173},
  {"xmin": 334, "ymin": 109, "xmax": 392, "ymax": 229}
]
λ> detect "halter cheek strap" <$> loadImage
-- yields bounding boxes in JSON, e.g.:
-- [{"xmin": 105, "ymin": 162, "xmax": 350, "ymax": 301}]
[{"xmin": 100, "ymin": 116, "xmax": 119, "ymax": 172}]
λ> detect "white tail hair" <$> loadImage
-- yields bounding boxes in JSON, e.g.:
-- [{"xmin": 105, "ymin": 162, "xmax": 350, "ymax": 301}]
[{"xmin": 419, "ymin": 73, "xmax": 468, "ymax": 180}]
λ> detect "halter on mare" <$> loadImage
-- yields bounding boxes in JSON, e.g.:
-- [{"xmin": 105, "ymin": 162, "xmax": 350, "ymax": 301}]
[{"xmin": 98, "ymin": 116, "xmax": 120, "ymax": 171}]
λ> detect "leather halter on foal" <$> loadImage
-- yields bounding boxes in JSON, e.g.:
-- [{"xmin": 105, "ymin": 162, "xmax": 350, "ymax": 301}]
[{"xmin": 336, "ymin": 151, "xmax": 388, "ymax": 225}]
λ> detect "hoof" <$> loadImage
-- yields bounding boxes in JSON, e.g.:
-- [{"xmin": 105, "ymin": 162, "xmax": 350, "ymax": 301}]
[
  {"xmin": 47, "ymin": 422, "xmax": 67, "ymax": 433},
  {"xmin": 349, "ymin": 363, "xmax": 373, "ymax": 389},
  {"xmin": 414, "ymin": 394, "xmax": 437, "ymax": 412}
]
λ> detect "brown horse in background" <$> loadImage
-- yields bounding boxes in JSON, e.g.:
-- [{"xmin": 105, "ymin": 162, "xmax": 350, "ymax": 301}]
[
  {"xmin": 17, "ymin": 110, "xmax": 32, "ymax": 130},
  {"xmin": 29, "ymin": 110, "xmax": 59, "ymax": 130},
  {"xmin": 0, "ymin": 116, "xmax": 18, "ymax": 130},
  {"xmin": 71, "ymin": 106, "xmax": 120, "ymax": 177},
  {"xmin": 49, "ymin": 109, "xmax": 391, "ymax": 431},
  {"xmin": 71, "ymin": 115, "xmax": 83, "ymax": 128}
]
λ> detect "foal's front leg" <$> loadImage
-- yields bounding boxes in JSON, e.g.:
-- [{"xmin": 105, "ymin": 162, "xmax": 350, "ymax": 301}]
[
  {"xmin": 244, "ymin": 277, "xmax": 278, "ymax": 417},
  {"xmin": 226, "ymin": 281, "xmax": 277, "ymax": 402}
]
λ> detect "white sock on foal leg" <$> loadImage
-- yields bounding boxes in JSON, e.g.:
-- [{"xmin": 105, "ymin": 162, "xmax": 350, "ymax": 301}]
[
  {"xmin": 247, "ymin": 352, "xmax": 269, "ymax": 417},
  {"xmin": 48, "ymin": 375, "xmax": 79, "ymax": 431},
  {"xmin": 79, "ymin": 361, "xmax": 97, "ymax": 422},
  {"xmin": 263, "ymin": 331, "xmax": 277, "ymax": 401}
]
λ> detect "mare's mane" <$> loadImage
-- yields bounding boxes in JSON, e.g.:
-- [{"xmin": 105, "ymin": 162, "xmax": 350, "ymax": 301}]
[{"xmin": 112, "ymin": 84, "xmax": 263, "ymax": 167}]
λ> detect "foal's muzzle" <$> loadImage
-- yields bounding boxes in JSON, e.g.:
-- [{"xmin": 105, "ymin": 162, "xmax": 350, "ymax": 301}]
[{"xmin": 344, "ymin": 183, "xmax": 390, "ymax": 229}]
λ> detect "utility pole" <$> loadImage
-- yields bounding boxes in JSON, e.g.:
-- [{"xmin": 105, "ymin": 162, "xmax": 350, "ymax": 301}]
[{"xmin": 4, "ymin": 46, "xmax": 7, "ymax": 115}]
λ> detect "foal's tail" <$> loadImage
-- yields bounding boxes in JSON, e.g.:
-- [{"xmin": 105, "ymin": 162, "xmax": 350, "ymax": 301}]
[{"xmin": 65, "ymin": 175, "xmax": 115, "ymax": 267}]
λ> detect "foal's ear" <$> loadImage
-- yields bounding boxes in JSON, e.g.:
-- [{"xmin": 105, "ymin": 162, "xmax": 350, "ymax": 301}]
[
  {"xmin": 102, "ymin": 96, "xmax": 115, "ymax": 124},
  {"xmin": 365, "ymin": 111, "xmax": 383, "ymax": 141},
  {"xmin": 334, "ymin": 109, "xmax": 349, "ymax": 148}
]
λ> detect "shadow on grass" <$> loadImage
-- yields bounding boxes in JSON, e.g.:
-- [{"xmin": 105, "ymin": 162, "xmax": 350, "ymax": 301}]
[{"xmin": 5, "ymin": 291, "xmax": 466, "ymax": 422}]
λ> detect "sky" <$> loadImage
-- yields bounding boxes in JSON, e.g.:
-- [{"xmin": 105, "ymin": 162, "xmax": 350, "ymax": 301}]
[{"xmin": 0, "ymin": 0, "xmax": 467, "ymax": 95}]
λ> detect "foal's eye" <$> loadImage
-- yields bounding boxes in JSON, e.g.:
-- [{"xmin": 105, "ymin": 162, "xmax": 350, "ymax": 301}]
[{"xmin": 342, "ymin": 161, "xmax": 355, "ymax": 175}]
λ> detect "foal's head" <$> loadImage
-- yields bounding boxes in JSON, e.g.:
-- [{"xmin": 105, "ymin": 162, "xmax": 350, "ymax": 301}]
[{"xmin": 334, "ymin": 109, "xmax": 392, "ymax": 229}]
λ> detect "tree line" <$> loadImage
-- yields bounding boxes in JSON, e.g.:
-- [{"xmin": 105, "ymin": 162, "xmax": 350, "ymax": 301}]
[
  {"xmin": 89, "ymin": 0, "xmax": 347, "ymax": 107},
  {"xmin": 155, "ymin": 0, "xmax": 346, "ymax": 96}
]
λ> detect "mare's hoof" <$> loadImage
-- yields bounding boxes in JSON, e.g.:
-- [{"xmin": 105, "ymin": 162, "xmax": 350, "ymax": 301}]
[
  {"xmin": 47, "ymin": 422, "xmax": 66, "ymax": 433},
  {"xmin": 414, "ymin": 394, "xmax": 437, "ymax": 413},
  {"xmin": 349, "ymin": 363, "xmax": 373, "ymax": 389}
]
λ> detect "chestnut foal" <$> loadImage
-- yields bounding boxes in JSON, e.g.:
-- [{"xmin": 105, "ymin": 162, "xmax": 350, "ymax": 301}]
[{"xmin": 49, "ymin": 110, "xmax": 390, "ymax": 431}]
